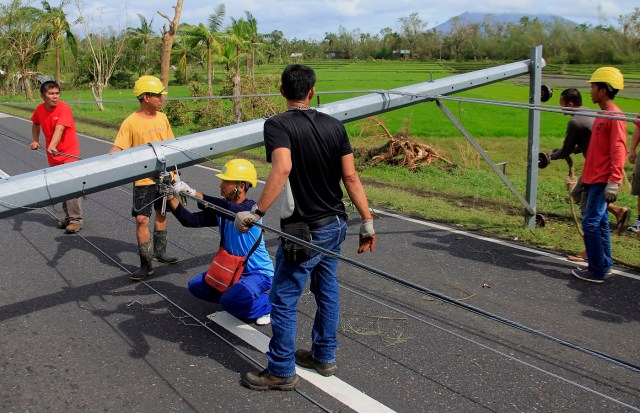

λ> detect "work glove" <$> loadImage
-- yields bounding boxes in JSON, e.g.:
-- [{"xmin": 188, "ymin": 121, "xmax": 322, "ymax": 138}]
[
  {"xmin": 172, "ymin": 181, "xmax": 195, "ymax": 198},
  {"xmin": 357, "ymin": 219, "xmax": 376, "ymax": 253},
  {"xmin": 235, "ymin": 210, "xmax": 260, "ymax": 233},
  {"xmin": 604, "ymin": 182, "xmax": 620, "ymax": 203}
]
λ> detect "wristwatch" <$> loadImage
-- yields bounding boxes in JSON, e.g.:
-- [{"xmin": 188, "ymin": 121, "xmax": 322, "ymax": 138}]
[{"xmin": 251, "ymin": 204, "xmax": 266, "ymax": 217}]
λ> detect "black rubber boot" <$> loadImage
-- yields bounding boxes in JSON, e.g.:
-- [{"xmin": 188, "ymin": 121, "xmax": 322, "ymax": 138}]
[
  {"xmin": 131, "ymin": 240, "xmax": 154, "ymax": 281},
  {"xmin": 153, "ymin": 230, "xmax": 179, "ymax": 264}
]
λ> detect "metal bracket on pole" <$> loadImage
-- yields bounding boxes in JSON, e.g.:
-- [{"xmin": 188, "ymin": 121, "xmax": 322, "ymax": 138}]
[{"xmin": 148, "ymin": 141, "xmax": 168, "ymax": 165}]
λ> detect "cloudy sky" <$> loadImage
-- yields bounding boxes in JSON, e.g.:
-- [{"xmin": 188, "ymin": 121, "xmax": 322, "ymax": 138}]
[{"xmin": 64, "ymin": 0, "xmax": 638, "ymax": 40}]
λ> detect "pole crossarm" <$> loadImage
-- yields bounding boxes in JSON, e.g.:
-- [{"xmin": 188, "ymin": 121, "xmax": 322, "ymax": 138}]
[{"xmin": 0, "ymin": 58, "xmax": 544, "ymax": 219}]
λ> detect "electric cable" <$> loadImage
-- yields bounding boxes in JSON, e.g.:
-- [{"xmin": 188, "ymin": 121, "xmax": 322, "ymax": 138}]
[
  {"xmin": 179, "ymin": 191, "xmax": 640, "ymax": 375},
  {"xmin": 39, "ymin": 182, "xmax": 638, "ymax": 411},
  {"xmin": 28, "ymin": 192, "xmax": 335, "ymax": 412},
  {"xmin": 3, "ymin": 131, "xmax": 637, "ymax": 408},
  {"xmin": 2, "ymin": 88, "xmax": 639, "ymax": 123},
  {"xmin": 340, "ymin": 283, "xmax": 640, "ymax": 412},
  {"xmin": 2, "ymin": 84, "xmax": 639, "ymax": 391}
]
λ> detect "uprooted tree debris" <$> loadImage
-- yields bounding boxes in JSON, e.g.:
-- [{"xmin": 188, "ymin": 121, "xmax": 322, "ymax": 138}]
[{"xmin": 356, "ymin": 117, "xmax": 454, "ymax": 172}]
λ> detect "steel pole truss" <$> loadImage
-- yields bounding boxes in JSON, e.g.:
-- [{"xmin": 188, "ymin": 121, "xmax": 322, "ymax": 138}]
[{"xmin": 0, "ymin": 53, "xmax": 545, "ymax": 220}]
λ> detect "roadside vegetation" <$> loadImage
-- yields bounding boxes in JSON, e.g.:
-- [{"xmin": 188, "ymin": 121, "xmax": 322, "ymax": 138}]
[{"xmin": 0, "ymin": 1, "xmax": 638, "ymax": 267}]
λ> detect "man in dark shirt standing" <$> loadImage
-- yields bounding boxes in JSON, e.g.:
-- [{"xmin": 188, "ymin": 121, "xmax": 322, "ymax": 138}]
[
  {"xmin": 550, "ymin": 88, "xmax": 629, "ymax": 245},
  {"xmin": 236, "ymin": 64, "xmax": 376, "ymax": 390}
]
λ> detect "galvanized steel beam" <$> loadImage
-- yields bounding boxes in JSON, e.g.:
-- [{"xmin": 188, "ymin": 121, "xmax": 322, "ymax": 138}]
[
  {"xmin": 525, "ymin": 45, "xmax": 543, "ymax": 229},
  {"xmin": 0, "ymin": 57, "xmax": 544, "ymax": 219}
]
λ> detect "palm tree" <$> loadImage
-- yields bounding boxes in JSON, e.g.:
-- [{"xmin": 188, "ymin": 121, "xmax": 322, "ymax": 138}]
[
  {"xmin": 226, "ymin": 18, "xmax": 252, "ymax": 124},
  {"xmin": 171, "ymin": 31, "xmax": 198, "ymax": 84},
  {"xmin": 179, "ymin": 4, "xmax": 225, "ymax": 95},
  {"xmin": 227, "ymin": 17, "xmax": 250, "ymax": 78},
  {"xmin": 41, "ymin": 0, "xmax": 77, "ymax": 85},
  {"xmin": 127, "ymin": 13, "xmax": 157, "ymax": 75},
  {"xmin": 244, "ymin": 11, "xmax": 262, "ymax": 78}
]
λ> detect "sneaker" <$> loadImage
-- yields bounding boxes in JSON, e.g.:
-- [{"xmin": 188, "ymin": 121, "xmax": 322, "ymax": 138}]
[
  {"xmin": 255, "ymin": 314, "xmax": 271, "ymax": 326},
  {"xmin": 57, "ymin": 219, "xmax": 70, "ymax": 229},
  {"xmin": 628, "ymin": 219, "xmax": 640, "ymax": 233},
  {"xmin": 572, "ymin": 267, "xmax": 605, "ymax": 284},
  {"xmin": 243, "ymin": 369, "xmax": 299, "ymax": 391},
  {"xmin": 294, "ymin": 349, "xmax": 337, "ymax": 376},
  {"xmin": 575, "ymin": 266, "xmax": 612, "ymax": 276},
  {"xmin": 65, "ymin": 222, "xmax": 82, "ymax": 233}
]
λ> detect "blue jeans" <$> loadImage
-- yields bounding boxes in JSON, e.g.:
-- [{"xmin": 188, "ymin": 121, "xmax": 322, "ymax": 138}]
[
  {"xmin": 188, "ymin": 271, "xmax": 272, "ymax": 319},
  {"xmin": 582, "ymin": 183, "xmax": 612, "ymax": 278},
  {"xmin": 266, "ymin": 217, "xmax": 347, "ymax": 377}
]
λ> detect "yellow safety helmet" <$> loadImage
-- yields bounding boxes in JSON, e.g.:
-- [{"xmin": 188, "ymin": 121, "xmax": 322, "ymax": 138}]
[
  {"xmin": 587, "ymin": 67, "xmax": 624, "ymax": 90},
  {"xmin": 216, "ymin": 159, "xmax": 257, "ymax": 188},
  {"xmin": 133, "ymin": 75, "xmax": 167, "ymax": 97}
]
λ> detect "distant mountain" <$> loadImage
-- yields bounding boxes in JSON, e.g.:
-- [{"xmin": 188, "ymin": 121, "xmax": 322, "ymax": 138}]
[{"xmin": 433, "ymin": 12, "xmax": 578, "ymax": 33}]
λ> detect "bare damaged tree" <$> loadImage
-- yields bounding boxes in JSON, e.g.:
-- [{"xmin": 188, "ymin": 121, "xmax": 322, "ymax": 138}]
[
  {"xmin": 74, "ymin": 1, "xmax": 126, "ymax": 110},
  {"xmin": 158, "ymin": 0, "xmax": 183, "ymax": 89}
]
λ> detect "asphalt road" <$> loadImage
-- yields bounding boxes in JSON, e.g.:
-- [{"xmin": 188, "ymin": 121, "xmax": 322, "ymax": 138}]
[{"xmin": 1, "ymin": 111, "xmax": 639, "ymax": 412}]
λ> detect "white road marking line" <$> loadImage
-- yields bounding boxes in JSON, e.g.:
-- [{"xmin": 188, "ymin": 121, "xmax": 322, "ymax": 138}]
[
  {"xmin": 207, "ymin": 312, "xmax": 397, "ymax": 413},
  {"xmin": 0, "ymin": 168, "xmax": 10, "ymax": 179},
  {"xmin": 373, "ymin": 209, "xmax": 640, "ymax": 280}
]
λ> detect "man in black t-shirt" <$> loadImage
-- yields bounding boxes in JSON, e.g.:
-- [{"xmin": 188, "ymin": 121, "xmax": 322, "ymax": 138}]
[{"xmin": 236, "ymin": 64, "xmax": 376, "ymax": 391}]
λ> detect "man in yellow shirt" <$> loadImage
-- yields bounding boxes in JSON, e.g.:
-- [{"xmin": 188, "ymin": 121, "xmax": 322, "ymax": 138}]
[{"xmin": 109, "ymin": 76, "xmax": 179, "ymax": 281}]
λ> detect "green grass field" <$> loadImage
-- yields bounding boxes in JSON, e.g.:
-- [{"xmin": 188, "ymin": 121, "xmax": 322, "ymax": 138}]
[{"xmin": 2, "ymin": 60, "xmax": 639, "ymax": 267}]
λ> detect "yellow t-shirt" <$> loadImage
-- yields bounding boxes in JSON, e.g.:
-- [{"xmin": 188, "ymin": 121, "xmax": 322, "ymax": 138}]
[{"xmin": 114, "ymin": 111, "xmax": 175, "ymax": 186}]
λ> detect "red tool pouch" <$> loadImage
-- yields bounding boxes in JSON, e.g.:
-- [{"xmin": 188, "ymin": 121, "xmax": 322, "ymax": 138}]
[
  {"xmin": 204, "ymin": 218, "xmax": 262, "ymax": 293},
  {"xmin": 205, "ymin": 247, "xmax": 246, "ymax": 293}
]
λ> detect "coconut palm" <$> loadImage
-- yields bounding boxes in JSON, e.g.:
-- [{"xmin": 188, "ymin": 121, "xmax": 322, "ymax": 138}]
[
  {"xmin": 226, "ymin": 17, "xmax": 250, "ymax": 78},
  {"xmin": 171, "ymin": 29, "xmax": 198, "ymax": 84},
  {"xmin": 127, "ymin": 13, "xmax": 158, "ymax": 75},
  {"xmin": 243, "ymin": 11, "xmax": 262, "ymax": 78},
  {"xmin": 41, "ymin": 0, "xmax": 77, "ymax": 85},
  {"xmin": 178, "ymin": 4, "xmax": 225, "ymax": 95}
]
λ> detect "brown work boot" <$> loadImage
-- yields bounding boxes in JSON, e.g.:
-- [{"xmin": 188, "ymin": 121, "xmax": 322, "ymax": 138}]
[
  {"xmin": 65, "ymin": 222, "xmax": 82, "ymax": 233},
  {"xmin": 243, "ymin": 369, "xmax": 299, "ymax": 391},
  {"xmin": 57, "ymin": 219, "xmax": 70, "ymax": 229},
  {"xmin": 294, "ymin": 349, "xmax": 337, "ymax": 376}
]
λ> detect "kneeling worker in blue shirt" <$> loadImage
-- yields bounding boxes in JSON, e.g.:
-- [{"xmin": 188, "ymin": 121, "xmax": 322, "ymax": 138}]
[{"xmin": 166, "ymin": 159, "xmax": 273, "ymax": 325}]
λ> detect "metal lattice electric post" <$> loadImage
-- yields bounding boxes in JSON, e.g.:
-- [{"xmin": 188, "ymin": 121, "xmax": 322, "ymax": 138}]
[{"xmin": 0, "ymin": 54, "xmax": 545, "ymax": 220}]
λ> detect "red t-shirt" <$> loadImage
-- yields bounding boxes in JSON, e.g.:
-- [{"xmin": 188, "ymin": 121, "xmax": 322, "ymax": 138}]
[
  {"xmin": 31, "ymin": 101, "xmax": 79, "ymax": 166},
  {"xmin": 582, "ymin": 103, "xmax": 627, "ymax": 185}
]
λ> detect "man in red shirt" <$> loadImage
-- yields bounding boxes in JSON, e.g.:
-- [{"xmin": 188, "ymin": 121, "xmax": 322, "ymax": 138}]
[
  {"xmin": 30, "ymin": 81, "xmax": 83, "ymax": 233},
  {"xmin": 572, "ymin": 67, "xmax": 626, "ymax": 283}
]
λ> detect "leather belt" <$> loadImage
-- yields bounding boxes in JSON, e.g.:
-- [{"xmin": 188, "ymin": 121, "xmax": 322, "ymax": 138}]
[{"xmin": 307, "ymin": 215, "xmax": 339, "ymax": 230}]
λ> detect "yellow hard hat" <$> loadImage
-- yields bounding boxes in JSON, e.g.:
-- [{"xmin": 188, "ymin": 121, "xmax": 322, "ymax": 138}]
[
  {"xmin": 587, "ymin": 67, "xmax": 624, "ymax": 90},
  {"xmin": 133, "ymin": 75, "xmax": 167, "ymax": 97},
  {"xmin": 216, "ymin": 159, "xmax": 257, "ymax": 188}
]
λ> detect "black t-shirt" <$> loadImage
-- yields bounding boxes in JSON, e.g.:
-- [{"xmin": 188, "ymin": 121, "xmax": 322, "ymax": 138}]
[{"xmin": 264, "ymin": 109, "xmax": 353, "ymax": 224}]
